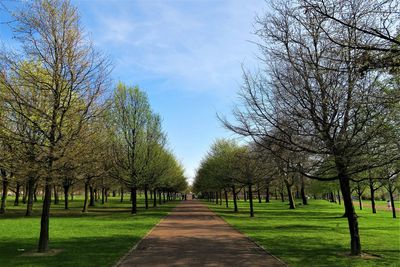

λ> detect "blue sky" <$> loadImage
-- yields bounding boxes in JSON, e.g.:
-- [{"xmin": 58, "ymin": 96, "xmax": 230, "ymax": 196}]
[{"xmin": 1, "ymin": 0, "xmax": 266, "ymax": 183}]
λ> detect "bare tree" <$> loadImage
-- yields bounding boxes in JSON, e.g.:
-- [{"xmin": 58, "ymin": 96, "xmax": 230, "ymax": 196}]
[
  {"xmin": 221, "ymin": 0, "xmax": 399, "ymax": 255},
  {"xmin": 301, "ymin": 0, "xmax": 400, "ymax": 70}
]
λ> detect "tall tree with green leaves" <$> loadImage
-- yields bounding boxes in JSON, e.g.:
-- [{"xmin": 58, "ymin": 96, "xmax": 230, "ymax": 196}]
[
  {"xmin": 142, "ymin": 113, "xmax": 166, "ymax": 209},
  {"xmin": 110, "ymin": 83, "xmax": 151, "ymax": 214},
  {"xmin": 0, "ymin": 0, "xmax": 110, "ymax": 252}
]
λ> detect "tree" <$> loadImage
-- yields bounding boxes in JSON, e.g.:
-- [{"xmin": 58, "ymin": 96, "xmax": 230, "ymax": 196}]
[
  {"xmin": 352, "ymin": 180, "xmax": 368, "ymax": 211},
  {"xmin": 235, "ymin": 147, "xmax": 263, "ymax": 217},
  {"xmin": 156, "ymin": 150, "xmax": 187, "ymax": 202},
  {"xmin": 379, "ymin": 168, "xmax": 399, "ymax": 219},
  {"xmin": 220, "ymin": 0, "xmax": 399, "ymax": 255},
  {"xmin": 253, "ymin": 139, "xmax": 302, "ymax": 210},
  {"xmin": 193, "ymin": 139, "xmax": 243, "ymax": 211},
  {"xmin": 109, "ymin": 83, "xmax": 151, "ymax": 214},
  {"xmin": 0, "ymin": 0, "xmax": 110, "ymax": 252},
  {"xmin": 141, "ymin": 113, "xmax": 166, "ymax": 209},
  {"xmin": 194, "ymin": 139, "xmax": 265, "ymax": 216},
  {"xmin": 301, "ymin": 0, "xmax": 400, "ymax": 70},
  {"xmin": 368, "ymin": 171, "xmax": 383, "ymax": 214}
]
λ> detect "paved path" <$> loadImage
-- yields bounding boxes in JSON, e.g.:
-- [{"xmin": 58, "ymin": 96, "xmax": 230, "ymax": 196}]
[{"xmin": 117, "ymin": 200, "xmax": 285, "ymax": 267}]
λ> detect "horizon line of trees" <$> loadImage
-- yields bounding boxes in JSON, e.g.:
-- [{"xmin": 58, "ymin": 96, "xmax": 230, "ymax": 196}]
[{"xmin": 194, "ymin": 139, "xmax": 398, "ymax": 216}]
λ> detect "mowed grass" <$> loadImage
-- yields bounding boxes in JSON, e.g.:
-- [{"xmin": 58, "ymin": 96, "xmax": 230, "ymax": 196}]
[
  {"xmin": 208, "ymin": 199, "xmax": 400, "ymax": 267},
  {"xmin": 0, "ymin": 195, "xmax": 178, "ymax": 267}
]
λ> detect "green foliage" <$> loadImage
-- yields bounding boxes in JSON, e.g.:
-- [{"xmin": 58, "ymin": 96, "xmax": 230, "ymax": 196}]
[
  {"xmin": 108, "ymin": 82, "xmax": 187, "ymax": 193},
  {"xmin": 193, "ymin": 139, "xmax": 245, "ymax": 193}
]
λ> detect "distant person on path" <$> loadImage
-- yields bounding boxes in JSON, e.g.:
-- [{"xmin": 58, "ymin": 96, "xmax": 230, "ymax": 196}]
[{"xmin": 387, "ymin": 200, "xmax": 391, "ymax": 210}]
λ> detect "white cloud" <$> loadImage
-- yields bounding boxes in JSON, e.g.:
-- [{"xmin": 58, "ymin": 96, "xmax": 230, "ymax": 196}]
[
  {"xmin": 80, "ymin": 0, "xmax": 265, "ymax": 95},
  {"xmin": 74, "ymin": 0, "xmax": 268, "ymax": 181}
]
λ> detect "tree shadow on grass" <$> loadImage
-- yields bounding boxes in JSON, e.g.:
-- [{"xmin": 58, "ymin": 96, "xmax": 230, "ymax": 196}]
[
  {"xmin": 0, "ymin": 202, "xmax": 178, "ymax": 219},
  {"xmin": 249, "ymin": 234, "xmax": 398, "ymax": 267},
  {"xmin": 0, "ymin": 236, "xmax": 140, "ymax": 267}
]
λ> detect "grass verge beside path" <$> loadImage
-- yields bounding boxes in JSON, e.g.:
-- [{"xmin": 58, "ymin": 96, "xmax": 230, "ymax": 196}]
[
  {"xmin": 0, "ymin": 197, "xmax": 178, "ymax": 267},
  {"xmin": 208, "ymin": 199, "xmax": 400, "ymax": 267}
]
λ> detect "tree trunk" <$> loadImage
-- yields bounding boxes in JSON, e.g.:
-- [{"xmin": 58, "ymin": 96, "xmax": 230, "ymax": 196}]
[
  {"xmin": 82, "ymin": 182, "xmax": 89, "ymax": 212},
  {"xmin": 215, "ymin": 191, "xmax": 219, "ymax": 204},
  {"xmin": 38, "ymin": 177, "xmax": 52, "ymax": 252},
  {"xmin": 153, "ymin": 189, "xmax": 157, "ymax": 207},
  {"xmin": 248, "ymin": 184, "xmax": 254, "ymax": 217},
  {"xmin": 369, "ymin": 179, "xmax": 376, "ymax": 213},
  {"xmin": 330, "ymin": 191, "xmax": 336, "ymax": 203},
  {"xmin": 101, "ymin": 188, "xmax": 105, "ymax": 204},
  {"xmin": 159, "ymin": 191, "xmax": 162, "ymax": 205},
  {"xmin": 219, "ymin": 190, "xmax": 222, "ymax": 205},
  {"xmin": 301, "ymin": 178, "xmax": 307, "ymax": 205},
  {"xmin": 224, "ymin": 189, "xmax": 228, "ymax": 208},
  {"xmin": 144, "ymin": 185, "xmax": 149, "ymax": 209},
  {"xmin": 265, "ymin": 185, "xmax": 270, "ymax": 203},
  {"xmin": 285, "ymin": 182, "xmax": 296, "ymax": 209},
  {"xmin": 0, "ymin": 169, "xmax": 8, "ymax": 214},
  {"xmin": 112, "ymin": 190, "xmax": 116, "ymax": 197},
  {"xmin": 257, "ymin": 185, "xmax": 262, "ymax": 203},
  {"xmin": 337, "ymin": 189, "xmax": 341, "ymax": 205},
  {"xmin": 131, "ymin": 186, "xmax": 137, "ymax": 214},
  {"xmin": 34, "ymin": 185, "xmax": 38, "ymax": 202},
  {"xmin": 338, "ymin": 170, "xmax": 361, "ymax": 255},
  {"xmin": 244, "ymin": 190, "xmax": 247, "ymax": 202},
  {"xmin": 22, "ymin": 182, "xmax": 28, "ymax": 204},
  {"xmin": 53, "ymin": 185, "xmax": 59, "ymax": 205},
  {"xmin": 280, "ymin": 192, "xmax": 284, "ymax": 202},
  {"xmin": 358, "ymin": 193, "xmax": 362, "ymax": 210},
  {"xmin": 120, "ymin": 187, "xmax": 124, "ymax": 202},
  {"xmin": 163, "ymin": 190, "xmax": 166, "ymax": 203},
  {"xmin": 14, "ymin": 181, "xmax": 21, "ymax": 206},
  {"xmin": 26, "ymin": 177, "xmax": 35, "ymax": 216},
  {"xmin": 63, "ymin": 185, "xmax": 70, "ymax": 210},
  {"xmin": 89, "ymin": 186, "xmax": 95, "ymax": 206},
  {"xmin": 388, "ymin": 185, "xmax": 396, "ymax": 219},
  {"xmin": 232, "ymin": 185, "xmax": 238, "ymax": 212}
]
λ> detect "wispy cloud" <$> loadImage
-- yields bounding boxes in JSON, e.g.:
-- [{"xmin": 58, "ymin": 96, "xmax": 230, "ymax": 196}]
[
  {"xmin": 73, "ymin": 0, "xmax": 267, "ymax": 181},
  {"xmin": 1, "ymin": 0, "xmax": 266, "ymax": 181},
  {"xmin": 78, "ymin": 0, "xmax": 265, "ymax": 95}
]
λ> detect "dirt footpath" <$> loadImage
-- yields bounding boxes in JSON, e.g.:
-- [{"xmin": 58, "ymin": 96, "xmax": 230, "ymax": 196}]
[{"xmin": 116, "ymin": 200, "xmax": 285, "ymax": 267}]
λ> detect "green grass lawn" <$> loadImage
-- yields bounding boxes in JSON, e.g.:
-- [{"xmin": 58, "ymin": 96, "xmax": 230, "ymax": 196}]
[
  {"xmin": 372, "ymin": 200, "xmax": 400, "ymax": 207},
  {"xmin": 0, "ymin": 195, "xmax": 178, "ymax": 267},
  {"xmin": 208, "ymin": 199, "xmax": 400, "ymax": 267}
]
